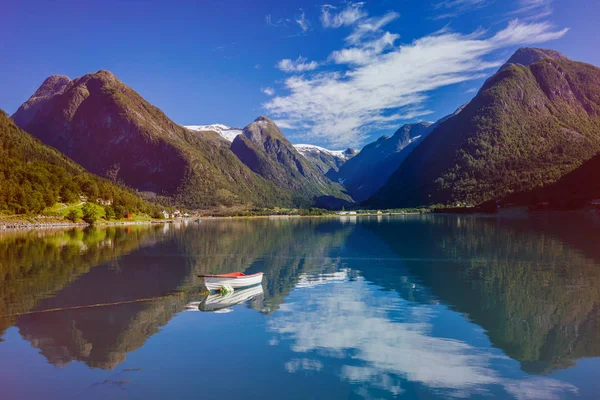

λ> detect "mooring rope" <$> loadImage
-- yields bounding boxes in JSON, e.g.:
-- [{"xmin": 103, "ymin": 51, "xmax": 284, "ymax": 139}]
[{"xmin": 0, "ymin": 291, "xmax": 209, "ymax": 318}]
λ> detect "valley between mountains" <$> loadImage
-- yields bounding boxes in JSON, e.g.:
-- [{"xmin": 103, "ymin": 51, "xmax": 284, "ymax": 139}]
[{"xmin": 3, "ymin": 47, "xmax": 600, "ymax": 220}]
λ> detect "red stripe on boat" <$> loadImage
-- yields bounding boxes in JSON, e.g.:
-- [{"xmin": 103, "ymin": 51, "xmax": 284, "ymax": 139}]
[{"xmin": 198, "ymin": 272, "xmax": 263, "ymax": 278}]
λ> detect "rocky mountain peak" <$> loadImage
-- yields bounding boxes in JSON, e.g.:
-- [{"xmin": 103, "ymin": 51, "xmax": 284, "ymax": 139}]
[
  {"xmin": 12, "ymin": 74, "xmax": 72, "ymax": 128},
  {"xmin": 37, "ymin": 75, "xmax": 72, "ymax": 96},
  {"xmin": 500, "ymin": 48, "xmax": 570, "ymax": 71},
  {"xmin": 242, "ymin": 115, "xmax": 286, "ymax": 145}
]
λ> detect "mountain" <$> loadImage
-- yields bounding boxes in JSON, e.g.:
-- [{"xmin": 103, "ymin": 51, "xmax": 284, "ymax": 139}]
[
  {"xmin": 330, "ymin": 122, "xmax": 434, "ymax": 202},
  {"xmin": 11, "ymin": 75, "xmax": 71, "ymax": 128},
  {"xmin": 11, "ymin": 71, "xmax": 296, "ymax": 209},
  {"xmin": 369, "ymin": 48, "xmax": 600, "ymax": 208},
  {"xmin": 231, "ymin": 116, "xmax": 353, "ymax": 207},
  {"xmin": 185, "ymin": 124, "xmax": 242, "ymax": 142},
  {"xmin": 500, "ymin": 149, "xmax": 600, "ymax": 209},
  {"xmin": 0, "ymin": 110, "xmax": 154, "ymax": 215},
  {"xmin": 294, "ymin": 144, "xmax": 358, "ymax": 175}
]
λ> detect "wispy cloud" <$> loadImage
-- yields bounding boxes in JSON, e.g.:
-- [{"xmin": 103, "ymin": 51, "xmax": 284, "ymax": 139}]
[
  {"xmin": 320, "ymin": 2, "xmax": 367, "ymax": 28},
  {"xmin": 261, "ymin": 87, "xmax": 275, "ymax": 96},
  {"xmin": 346, "ymin": 11, "xmax": 400, "ymax": 44},
  {"xmin": 331, "ymin": 32, "xmax": 400, "ymax": 65},
  {"xmin": 264, "ymin": 17, "xmax": 568, "ymax": 147},
  {"xmin": 433, "ymin": 0, "xmax": 495, "ymax": 19},
  {"xmin": 276, "ymin": 56, "xmax": 320, "ymax": 73},
  {"xmin": 509, "ymin": 0, "xmax": 554, "ymax": 20},
  {"xmin": 296, "ymin": 9, "xmax": 310, "ymax": 32},
  {"xmin": 273, "ymin": 119, "xmax": 297, "ymax": 129},
  {"xmin": 265, "ymin": 14, "xmax": 290, "ymax": 28}
]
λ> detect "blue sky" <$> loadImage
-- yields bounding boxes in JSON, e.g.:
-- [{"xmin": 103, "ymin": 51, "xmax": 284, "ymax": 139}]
[{"xmin": 1, "ymin": 0, "xmax": 598, "ymax": 148}]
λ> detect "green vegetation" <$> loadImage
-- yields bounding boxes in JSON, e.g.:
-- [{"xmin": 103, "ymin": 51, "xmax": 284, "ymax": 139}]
[
  {"xmin": 369, "ymin": 214, "xmax": 600, "ymax": 373},
  {"xmin": 66, "ymin": 209, "xmax": 79, "ymax": 222},
  {"xmin": 230, "ymin": 116, "xmax": 353, "ymax": 207},
  {"xmin": 0, "ymin": 110, "xmax": 161, "ymax": 217},
  {"xmin": 81, "ymin": 203, "xmax": 99, "ymax": 225},
  {"xmin": 369, "ymin": 51, "xmax": 600, "ymax": 209},
  {"xmin": 11, "ymin": 71, "xmax": 330, "ymax": 210}
]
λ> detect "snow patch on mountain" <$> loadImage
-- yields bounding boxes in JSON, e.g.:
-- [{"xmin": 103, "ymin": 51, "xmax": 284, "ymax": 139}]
[
  {"xmin": 294, "ymin": 144, "xmax": 354, "ymax": 160},
  {"xmin": 185, "ymin": 124, "xmax": 242, "ymax": 142}
]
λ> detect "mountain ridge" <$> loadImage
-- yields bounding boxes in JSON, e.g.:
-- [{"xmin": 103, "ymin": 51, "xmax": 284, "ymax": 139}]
[
  {"xmin": 12, "ymin": 71, "xmax": 296, "ymax": 209},
  {"xmin": 231, "ymin": 116, "xmax": 353, "ymax": 207}
]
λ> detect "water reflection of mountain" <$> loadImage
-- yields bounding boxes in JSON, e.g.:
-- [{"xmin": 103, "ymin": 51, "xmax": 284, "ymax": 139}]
[
  {"xmin": 10, "ymin": 219, "xmax": 352, "ymax": 369},
  {"xmin": 0, "ymin": 225, "xmax": 166, "ymax": 339},
  {"xmin": 365, "ymin": 214, "xmax": 600, "ymax": 374},
  {"xmin": 6, "ymin": 215, "xmax": 598, "ymax": 375}
]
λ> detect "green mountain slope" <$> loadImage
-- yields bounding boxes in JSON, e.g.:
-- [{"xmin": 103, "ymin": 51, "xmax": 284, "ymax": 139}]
[
  {"xmin": 500, "ymin": 149, "xmax": 600, "ymax": 209},
  {"xmin": 368, "ymin": 48, "xmax": 600, "ymax": 208},
  {"xmin": 12, "ymin": 71, "xmax": 291, "ymax": 209},
  {"xmin": 231, "ymin": 116, "xmax": 353, "ymax": 207},
  {"xmin": 0, "ymin": 110, "xmax": 154, "ymax": 215}
]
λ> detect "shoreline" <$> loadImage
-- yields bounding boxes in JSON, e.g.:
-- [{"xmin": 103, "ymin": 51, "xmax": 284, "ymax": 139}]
[
  {"xmin": 4, "ymin": 208, "xmax": 592, "ymax": 231},
  {"xmin": 0, "ymin": 218, "xmax": 172, "ymax": 231}
]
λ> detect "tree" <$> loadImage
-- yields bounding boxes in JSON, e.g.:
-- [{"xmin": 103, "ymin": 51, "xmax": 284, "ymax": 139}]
[
  {"xmin": 104, "ymin": 205, "xmax": 116, "ymax": 220},
  {"xmin": 67, "ymin": 209, "xmax": 79, "ymax": 222},
  {"xmin": 81, "ymin": 203, "xmax": 99, "ymax": 225},
  {"xmin": 152, "ymin": 209, "xmax": 164, "ymax": 219}
]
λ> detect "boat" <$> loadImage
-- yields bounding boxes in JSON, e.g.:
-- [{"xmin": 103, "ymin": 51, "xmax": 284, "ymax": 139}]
[
  {"xmin": 198, "ymin": 272, "xmax": 264, "ymax": 292},
  {"xmin": 185, "ymin": 284, "xmax": 264, "ymax": 312}
]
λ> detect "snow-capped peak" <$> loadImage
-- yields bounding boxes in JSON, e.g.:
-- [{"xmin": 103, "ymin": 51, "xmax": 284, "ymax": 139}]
[
  {"xmin": 294, "ymin": 144, "xmax": 352, "ymax": 160},
  {"xmin": 185, "ymin": 124, "xmax": 242, "ymax": 142}
]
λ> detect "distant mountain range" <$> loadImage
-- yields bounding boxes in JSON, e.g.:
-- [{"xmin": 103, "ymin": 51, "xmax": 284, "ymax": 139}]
[
  {"xmin": 293, "ymin": 144, "xmax": 358, "ymax": 175},
  {"xmin": 330, "ymin": 122, "xmax": 434, "ymax": 202},
  {"xmin": 185, "ymin": 124, "xmax": 359, "ymax": 175},
  {"xmin": 5, "ymin": 47, "xmax": 600, "ymax": 213}
]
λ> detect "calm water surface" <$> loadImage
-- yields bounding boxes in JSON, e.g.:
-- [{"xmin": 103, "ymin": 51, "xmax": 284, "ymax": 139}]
[{"xmin": 1, "ymin": 215, "xmax": 599, "ymax": 399}]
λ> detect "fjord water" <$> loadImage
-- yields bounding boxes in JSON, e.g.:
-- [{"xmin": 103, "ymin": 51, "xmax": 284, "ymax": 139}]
[{"xmin": 1, "ymin": 216, "xmax": 599, "ymax": 399}]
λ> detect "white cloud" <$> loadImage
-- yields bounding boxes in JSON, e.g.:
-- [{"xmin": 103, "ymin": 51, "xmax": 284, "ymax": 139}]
[
  {"xmin": 264, "ymin": 19, "xmax": 568, "ymax": 147},
  {"xmin": 261, "ymin": 87, "xmax": 275, "ymax": 96},
  {"xmin": 346, "ymin": 12, "xmax": 400, "ymax": 44},
  {"xmin": 320, "ymin": 2, "xmax": 367, "ymax": 28},
  {"xmin": 266, "ymin": 14, "xmax": 290, "ymax": 28},
  {"xmin": 331, "ymin": 32, "xmax": 400, "ymax": 65},
  {"xmin": 433, "ymin": 0, "xmax": 494, "ymax": 19},
  {"xmin": 284, "ymin": 358, "xmax": 323, "ymax": 373},
  {"xmin": 295, "ymin": 9, "xmax": 310, "ymax": 32},
  {"xmin": 273, "ymin": 119, "xmax": 296, "ymax": 129},
  {"xmin": 276, "ymin": 56, "xmax": 320, "ymax": 73},
  {"xmin": 510, "ymin": 0, "xmax": 554, "ymax": 20}
]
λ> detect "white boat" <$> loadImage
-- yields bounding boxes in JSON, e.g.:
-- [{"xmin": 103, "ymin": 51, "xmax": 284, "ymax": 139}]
[
  {"xmin": 196, "ymin": 284, "xmax": 264, "ymax": 312},
  {"xmin": 198, "ymin": 272, "xmax": 264, "ymax": 292}
]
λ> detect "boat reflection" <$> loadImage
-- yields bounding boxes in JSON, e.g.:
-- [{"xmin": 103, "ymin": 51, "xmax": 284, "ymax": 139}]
[{"xmin": 186, "ymin": 284, "xmax": 265, "ymax": 313}]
